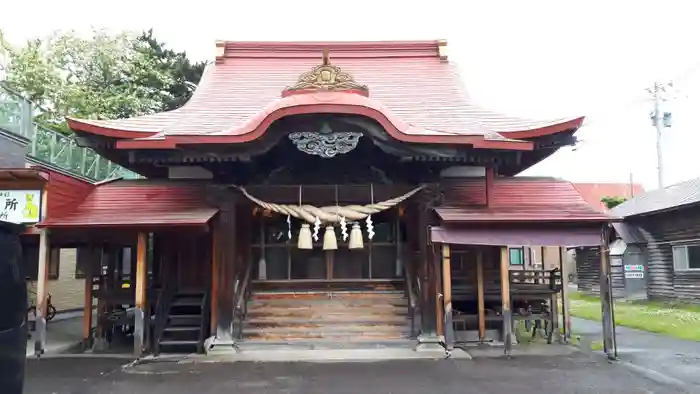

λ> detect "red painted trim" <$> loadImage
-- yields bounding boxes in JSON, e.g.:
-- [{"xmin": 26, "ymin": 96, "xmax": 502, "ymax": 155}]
[
  {"xmin": 116, "ymin": 92, "xmax": 535, "ymax": 151},
  {"xmin": 67, "ymin": 118, "xmax": 159, "ymax": 139},
  {"xmin": 36, "ymin": 222, "xmax": 211, "ymax": 229},
  {"xmin": 503, "ymin": 117, "xmax": 585, "ymax": 139},
  {"xmin": 222, "ymin": 40, "xmax": 442, "ymax": 59},
  {"xmin": 440, "ymin": 217, "xmax": 616, "ymax": 223}
]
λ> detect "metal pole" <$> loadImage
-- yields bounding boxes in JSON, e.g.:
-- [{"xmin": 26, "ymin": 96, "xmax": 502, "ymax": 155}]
[{"xmin": 654, "ymin": 82, "xmax": 665, "ymax": 189}]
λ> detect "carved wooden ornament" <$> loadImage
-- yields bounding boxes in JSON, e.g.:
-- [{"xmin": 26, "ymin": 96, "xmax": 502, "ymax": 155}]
[{"xmin": 283, "ymin": 49, "xmax": 369, "ymax": 96}]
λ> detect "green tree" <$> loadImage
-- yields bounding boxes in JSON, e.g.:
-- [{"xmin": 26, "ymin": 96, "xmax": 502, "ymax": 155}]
[
  {"xmin": 1, "ymin": 28, "xmax": 205, "ymax": 133},
  {"xmin": 601, "ymin": 195, "xmax": 627, "ymax": 210},
  {"xmin": 134, "ymin": 29, "xmax": 206, "ymax": 111}
]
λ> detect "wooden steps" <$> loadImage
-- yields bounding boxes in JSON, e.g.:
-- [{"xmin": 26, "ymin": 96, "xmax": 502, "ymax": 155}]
[
  {"xmin": 242, "ymin": 289, "xmax": 411, "ymax": 343},
  {"xmin": 157, "ymin": 291, "xmax": 206, "ymax": 354}
]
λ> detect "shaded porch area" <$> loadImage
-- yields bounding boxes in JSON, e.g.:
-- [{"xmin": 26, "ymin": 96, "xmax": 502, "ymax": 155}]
[
  {"xmin": 36, "ymin": 180, "xmax": 219, "ymax": 356},
  {"xmin": 431, "ymin": 219, "xmax": 614, "ymax": 356}
]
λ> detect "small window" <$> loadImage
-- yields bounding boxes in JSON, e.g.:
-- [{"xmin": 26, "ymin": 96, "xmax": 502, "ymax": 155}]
[
  {"xmin": 509, "ymin": 247, "xmax": 524, "ymax": 265},
  {"xmin": 75, "ymin": 259, "xmax": 86, "ymax": 279},
  {"xmin": 48, "ymin": 248, "xmax": 60, "ymax": 280},
  {"xmin": 672, "ymin": 244, "xmax": 700, "ymax": 271}
]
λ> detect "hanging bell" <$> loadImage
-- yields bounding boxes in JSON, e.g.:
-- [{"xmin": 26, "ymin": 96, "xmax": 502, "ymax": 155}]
[
  {"xmin": 298, "ymin": 223, "xmax": 313, "ymax": 250},
  {"xmin": 348, "ymin": 223, "xmax": 364, "ymax": 250},
  {"xmin": 323, "ymin": 225, "xmax": 338, "ymax": 250}
]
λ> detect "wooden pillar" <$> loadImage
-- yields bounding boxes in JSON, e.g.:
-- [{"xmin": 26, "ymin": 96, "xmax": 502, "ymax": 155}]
[
  {"xmin": 210, "ymin": 223, "xmax": 219, "ymax": 335},
  {"xmin": 500, "ymin": 246, "xmax": 512, "ymax": 356},
  {"xmin": 485, "ymin": 167, "xmax": 495, "ymax": 207},
  {"xmin": 600, "ymin": 226, "xmax": 617, "ymax": 360},
  {"xmin": 560, "ymin": 246, "xmax": 571, "ymax": 342},
  {"xmin": 80, "ymin": 247, "xmax": 95, "ymax": 349},
  {"xmin": 415, "ymin": 195, "xmax": 443, "ymax": 352},
  {"xmin": 418, "ymin": 202, "xmax": 432, "ymax": 335},
  {"xmin": 33, "ymin": 228, "xmax": 50, "ymax": 356},
  {"xmin": 442, "ymin": 244, "xmax": 454, "ymax": 350},
  {"xmin": 476, "ymin": 249, "xmax": 486, "ymax": 341},
  {"xmin": 212, "ymin": 202, "xmax": 236, "ymax": 347},
  {"xmin": 32, "ymin": 185, "xmax": 50, "ymax": 356},
  {"xmin": 133, "ymin": 232, "xmax": 148, "ymax": 357},
  {"xmin": 434, "ymin": 246, "xmax": 444, "ymax": 337}
]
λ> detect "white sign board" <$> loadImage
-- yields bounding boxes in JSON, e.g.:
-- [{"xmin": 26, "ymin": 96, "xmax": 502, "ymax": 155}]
[
  {"xmin": 624, "ymin": 272, "xmax": 644, "ymax": 279},
  {"xmin": 624, "ymin": 264, "xmax": 645, "ymax": 272},
  {"xmin": 0, "ymin": 189, "xmax": 42, "ymax": 224}
]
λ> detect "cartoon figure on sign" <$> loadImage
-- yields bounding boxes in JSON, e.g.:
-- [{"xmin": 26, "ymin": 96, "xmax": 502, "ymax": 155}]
[{"xmin": 22, "ymin": 193, "xmax": 39, "ymax": 220}]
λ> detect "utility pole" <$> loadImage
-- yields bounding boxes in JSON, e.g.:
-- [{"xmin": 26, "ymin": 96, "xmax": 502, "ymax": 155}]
[{"xmin": 647, "ymin": 81, "xmax": 674, "ymax": 189}]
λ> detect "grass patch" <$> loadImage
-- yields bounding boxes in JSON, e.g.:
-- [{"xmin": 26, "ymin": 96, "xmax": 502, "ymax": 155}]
[{"xmin": 569, "ymin": 292, "xmax": 700, "ymax": 341}]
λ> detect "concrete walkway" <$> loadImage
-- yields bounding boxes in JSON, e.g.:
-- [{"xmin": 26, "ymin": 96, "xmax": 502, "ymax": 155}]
[
  {"xmin": 573, "ymin": 317, "xmax": 700, "ymax": 390},
  {"xmin": 26, "ymin": 311, "xmax": 83, "ymax": 357},
  {"xmin": 25, "ymin": 353, "xmax": 677, "ymax": 393}
]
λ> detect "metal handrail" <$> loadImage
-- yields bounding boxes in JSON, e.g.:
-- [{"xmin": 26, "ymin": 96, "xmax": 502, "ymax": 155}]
[{"xmin": 0, "ymin": 83, "xmax": 139, "ymax": 181}]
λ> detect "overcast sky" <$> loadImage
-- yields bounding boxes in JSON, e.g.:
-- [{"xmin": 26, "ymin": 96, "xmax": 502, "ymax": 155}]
[{"xmin": 4, "ymin": 0, "xmax": 700, "ymax": 190}]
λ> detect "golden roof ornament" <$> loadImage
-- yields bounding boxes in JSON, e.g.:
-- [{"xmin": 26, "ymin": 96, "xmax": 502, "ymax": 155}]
[{"xmin": 282, "ymin": 49, "xmax": 369, "ymax": 97}]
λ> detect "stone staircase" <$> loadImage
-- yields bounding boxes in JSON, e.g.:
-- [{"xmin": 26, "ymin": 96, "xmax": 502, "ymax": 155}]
[{"xmin": 241, "ymin": 289, "xmax": 412, "ymax": 345}]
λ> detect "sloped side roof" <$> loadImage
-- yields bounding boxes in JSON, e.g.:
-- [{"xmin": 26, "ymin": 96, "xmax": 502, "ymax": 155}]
[
  {"xmin": 574, "ymin": 182, "xmax": 645, "ymax": 212},
  {"xmin": 612, "ymin": 222, "xmax": 646, "ymax": 244},
  {"xmin": 437, "ymin": 177, "xmax": 613, "ymax": 223},
  {"xmin": 38, "ymin": 180, "xmax": 218, "ymax": 228},
  {"xmin": 68, "ymin": 40, "xmax": 583, "ymax": 148},
  {"xmin": 611, "ymin": 177, "xmax": 700, "ymax": 218}
]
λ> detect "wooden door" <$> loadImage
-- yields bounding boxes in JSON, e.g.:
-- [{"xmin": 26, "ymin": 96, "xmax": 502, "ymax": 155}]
[{"xmin": 176, "ymin": 233, "xmax": 210, "ymax": 291}]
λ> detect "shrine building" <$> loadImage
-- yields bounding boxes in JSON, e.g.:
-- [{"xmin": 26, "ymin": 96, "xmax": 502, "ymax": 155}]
[{"xmin": 31, "ymin": 40, "xmax": 611, "ymax": 356}]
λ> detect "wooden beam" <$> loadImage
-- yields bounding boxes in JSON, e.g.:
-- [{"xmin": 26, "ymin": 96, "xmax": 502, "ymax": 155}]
[
  {"xmin": 33, "ymin": 228, "xmax": 50, "ymax": 356},
  {"xmin": 441, "ymin": 244, "xmax": 454, "ymax": 351},
  {"xmin": 81, "ymin": 247, "xmax": 94, "ymax": 349},
  {"xmin": 476, "ymin": 249, "xmax": 486, "ymax": 342},
  {"xmin": 485, "ymin": 167, "xmax": 495, "ymax": 207},
  {"xmin": 500, "ymin": 246, "xmax": 512, "ymax": 356},
  {"xmin": 434, "ymin": 246, "xmax": 444, "ymax": 338},
  {"xmin": 33, "ymin": 185, "xmax": 50, "ymax": 357},
  {"xmin": 210, "ymin": 223, "xmax": 219, "ymax": 335},
  {"xmin": 560, "ymin": 246, "xmax": 571, "ymax": 341},
  {"xmin": 134, "ymin": 232, "xmax": 148, "ymax": 357},
  {"xmin": 599, "ymin": 226, "xmax": 617, "ymax": 360}
]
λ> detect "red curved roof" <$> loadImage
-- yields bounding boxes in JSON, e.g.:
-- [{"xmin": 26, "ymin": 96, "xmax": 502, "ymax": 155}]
[{"xmin": 68, "ymin": 40, "xmax": 584, "ymax": 150}]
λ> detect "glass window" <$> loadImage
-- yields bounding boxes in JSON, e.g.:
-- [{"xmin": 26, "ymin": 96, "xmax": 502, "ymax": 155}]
[
  {"xmin": 673, "ymin": 244, "xmax": 700, "ymax": 271},
  {"xmin": 509, "ymin": 247, "xmax": 524, "ymax": 266}
]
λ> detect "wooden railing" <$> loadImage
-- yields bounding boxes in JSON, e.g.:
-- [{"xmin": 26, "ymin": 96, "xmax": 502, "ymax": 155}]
[
  {"xmin": 152, "ymin": 278, "xmax": 176, "ymax": 356},
  {"xmin": 197, "ymin": 287, "xmax": 211, "ymax": 353},
  {"xmin": 404, "ymin": 262, "xmax": 420, "ymax": 337},
  {"xmin": 509, "ymin": 268, "xmax": 562, "ymax": 294},
  {"xmin": 232, "ymin": 260, "xmax": 253, "ymax": 340}
]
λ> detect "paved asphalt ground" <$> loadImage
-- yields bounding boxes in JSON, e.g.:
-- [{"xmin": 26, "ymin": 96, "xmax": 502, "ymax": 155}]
[
  {"xmin": 573, "ymin": 317, "xmax": 700, "ymax": 391},
  {"xmin": 25, "ymin": 352, "xmax": 688, "ymax": 394}
]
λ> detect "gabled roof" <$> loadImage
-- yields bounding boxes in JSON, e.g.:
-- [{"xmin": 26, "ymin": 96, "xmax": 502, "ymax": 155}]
[
  {"xmin": 436, "ymin": 177, "xmax": 613, "ymax": 223},
  {"xmin": 574, "ymin": 182, "xmax": 645, "ymax": 212},
  {"xmin": 68, "ymin": 40, "xmax": 584, "ymax": 150},
  {"xmin": 38, "ymin": 180, "xmax": 218, "ymax": 228},
  {"xmin": 612, "ymin": 177, "xmax": 700, "ymax": 218}
]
